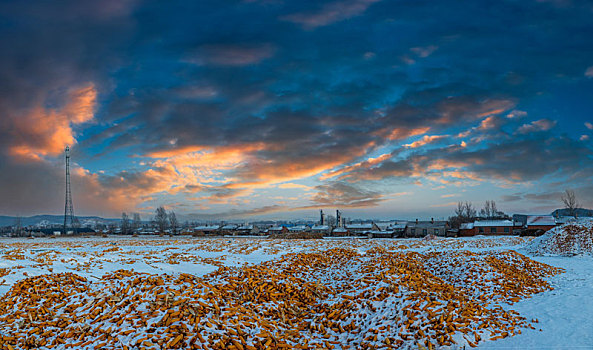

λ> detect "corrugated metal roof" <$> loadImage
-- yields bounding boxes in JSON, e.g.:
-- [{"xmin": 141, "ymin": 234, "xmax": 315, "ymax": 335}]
[
  {"xmin": 376, "ymin": 222, "xmax": 407, "ymax": 230},
  {"xmin": 346, "ymin": 223, "xmax": 373, "ymax": 229},
  {"xmin": 408, "ymin": 221, "xmax": 447, "ymax": 228},
  {"xmin": 526, "ymin": 215, "xmax": 556, "ymax": 226},
  {"xmin": 193, "ymin": 225, "xmax": 219, "ymax": 230}
]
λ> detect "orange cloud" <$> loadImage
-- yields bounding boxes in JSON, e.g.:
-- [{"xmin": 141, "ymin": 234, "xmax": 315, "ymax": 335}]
[
  {"xmin": 8, "ymin": 84, "xmax": 97, "ymax": 159},
  {"xmin": 456, "ymin": 115, "xmax": 503, "ymax": 139},
  {"xmin": 386, "ymin": 126, "xmax": 430, "ymax": 140},
  {"xmin": 404, "ymin": 134, "xmax": 447, "ymax": 148},
  {"xmin": 320, "ymin": 153, "xmax": 391, "ymax": 180},
  {"xmin": 437, "ymin": 98, "xmax": 515, "ymax": 124},
  {"xmin": 277, "ymin": 183, "xmax": 313, "ymax": 190}
]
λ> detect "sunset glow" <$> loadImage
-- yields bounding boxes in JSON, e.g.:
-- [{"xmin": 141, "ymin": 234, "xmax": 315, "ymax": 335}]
[{"xmin": 1, "ymin": 0, "xmax": 593, "ymax": 220}]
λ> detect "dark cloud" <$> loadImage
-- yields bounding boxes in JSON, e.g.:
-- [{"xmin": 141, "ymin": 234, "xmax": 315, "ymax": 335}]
[
  {"xmin": 1, "ymin": 0, "xmax": 593, "ymax": 216},
  {"xmin": 517, "ymin": 119, "xmax": 557, "ymax": 134},
  {"xmin": 184, "ymin": 205, "xmax": 287, "ymax": 220},
  {"xmin": 339, "ymin": 132, "xmax": 593, "ymax": 186},
  {"xmin": 189, "ymin": 43, "xmax": 276, "ymax": 66},
  {"xmin": 310, "ymin": 182, "xmax": 385, "ymax": 207}
]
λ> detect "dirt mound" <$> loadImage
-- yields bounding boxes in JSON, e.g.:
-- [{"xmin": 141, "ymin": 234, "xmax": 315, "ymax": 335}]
[{"xmin": 526, "ymin": 221, "xmax": 593, "ymax": 256}]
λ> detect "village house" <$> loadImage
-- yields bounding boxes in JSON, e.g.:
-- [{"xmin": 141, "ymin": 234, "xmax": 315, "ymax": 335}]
[
  {"xmin": 473, "ymin": 220, "xmax": 514, "ymax": 235},
  {"xmin": 345, "ymin": 223, "xmax": 380, "ymax": 236},
  {"xmin": 405, "ymin": 219, "xmax": 448, "ymax": 238},
  {"xmin": 268, "ymin": 226, "xmax": 289, "ymax": 235},
  {"xmin": 376, "ymin": 221, "xmax": 408, "ymax": 237},
  {"xmin": 310, "ymin": 225, "xmax": 331, "ymax": 235},
  {"xmin": 192, "ymin": 225, "xmax": 219, "ymax": 235},
  {"xmin": 220, "ymin": 224, "xmax": 239, "ymax": 232},
  {"xmin": 236, "ymin": 224, "xmax": 259, "ymax": 235},
  {"xmin": 459, "ymin": 222, "xmax": 474, "ymax": 237},
  {"xmin": 288, "ymin": 225, "xmax": 311, "ymax": 233},
  {"xmin": 524, "ymin": 215, "xmax": 556, "ymax": 234},
  {"xmin": 331, "ymin": 227, "xmax": 349, "ymax": 237}
]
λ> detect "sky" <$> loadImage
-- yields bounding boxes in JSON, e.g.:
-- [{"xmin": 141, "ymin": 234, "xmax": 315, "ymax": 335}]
[{"xmin": 1, "ymin": 0, "xmax": 593, "ymax": 221}]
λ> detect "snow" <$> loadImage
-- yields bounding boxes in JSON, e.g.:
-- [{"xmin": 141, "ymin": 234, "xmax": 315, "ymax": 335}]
[
  {"xmin": 474, "ymin": 220, "xmax": 514, "ymax": 227},
  {"xmin": 479, "ymin": 254, "xmax": 593, "ymax": 349},
  {"xmin": 0, "ymin": 234, "xmax": 591, "ymax": 349}
]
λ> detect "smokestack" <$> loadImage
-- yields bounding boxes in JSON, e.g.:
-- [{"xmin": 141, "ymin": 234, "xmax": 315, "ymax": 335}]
[
  {"xmin": 416, "ymin": 218, "xmax": 418, "ymax": 224},
  {"xmin": 431, "ymin": 218, "xmax": 434, "ymax": 224},
  {"xmin": 336, "ymin": 210, "xmax": 341, "ymax": 228}
]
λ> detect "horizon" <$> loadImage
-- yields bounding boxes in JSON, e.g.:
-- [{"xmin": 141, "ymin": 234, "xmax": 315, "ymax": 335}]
[
  {"xmin": 1, "ymin": 1, "xmax": 593, "ymax": 219},
  {"xmin": 1, "ymin": 205, "xmax": 587, "ymax": 224}
]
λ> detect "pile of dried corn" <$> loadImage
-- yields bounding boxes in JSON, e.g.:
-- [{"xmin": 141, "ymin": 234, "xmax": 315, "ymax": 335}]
[
  {"xmin": 0, "ymin": 248, "xmax": 562, "ymax": 349},
  {"xmin": 527, "ymin": 221, "xmax": 593, "ymax": 256}
]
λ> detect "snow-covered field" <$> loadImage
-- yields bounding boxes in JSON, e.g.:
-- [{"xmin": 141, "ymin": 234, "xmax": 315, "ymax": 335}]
[{"xmin": 0, "ymin": 234, "xmax": 590, "ymax": 349}]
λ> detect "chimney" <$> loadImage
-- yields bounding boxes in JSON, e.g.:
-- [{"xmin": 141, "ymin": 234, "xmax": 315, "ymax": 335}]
[
  {"xmin": 415, "ymin": 218, "xmax": 418, "ymax": 224},
  {"xmin": 431, "ymin": 218, "xmax": 434, "ymax": 224}
]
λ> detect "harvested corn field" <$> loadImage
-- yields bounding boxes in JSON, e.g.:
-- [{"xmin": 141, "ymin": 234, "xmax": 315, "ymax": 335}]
[{"xmin": 0, "ymin": 235, "xmax": 591, "ymax": 349}]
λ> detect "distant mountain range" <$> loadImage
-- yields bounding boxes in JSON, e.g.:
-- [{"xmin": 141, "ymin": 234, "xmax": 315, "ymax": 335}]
[
  {"xmin": 550, "ymin": 208, "xmax": 593, "ymax": 217},
  {"xmin": 0, "ymin": 215, "xmax": 119, "ymax": 227}
]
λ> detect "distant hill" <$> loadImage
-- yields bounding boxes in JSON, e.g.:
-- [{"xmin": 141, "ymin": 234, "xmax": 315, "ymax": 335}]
[
  {"xmin": 550, "ymin": 208, "xmax": 593, "ymax": 217},
  {"xmin": 0, "ymin": 215, "xmax": 119, "ymax": 227}
]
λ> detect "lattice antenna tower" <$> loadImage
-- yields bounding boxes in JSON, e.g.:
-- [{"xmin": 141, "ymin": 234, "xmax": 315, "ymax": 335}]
[{"xmin": 63, "ymin": 145, "xmax": 75, "ymax": 233}]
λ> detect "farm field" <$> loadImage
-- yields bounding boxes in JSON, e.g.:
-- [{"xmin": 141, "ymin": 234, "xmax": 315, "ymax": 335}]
[{"xmin": 0, "ymin": 235, "xmax": 591, "ymax": 349}]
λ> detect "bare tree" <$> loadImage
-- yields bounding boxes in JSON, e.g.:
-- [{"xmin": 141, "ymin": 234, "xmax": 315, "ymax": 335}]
[
  {"xmin": 121, "ymin": 212, "xmax": 131, "ymax": 235},
  {"xmin": 132, "ymin": 213, "xmax": 141, "ymax": 231},
  {"xmin": 463, "ymin": 202, "xmax": 477, "ymax": 219},
  {"xmin": 480, "ymin": 201, "xmax": 491, "ymax": 218},
  {"xmin": 154, "ymin": 207, "xmax": 168, "ymax": 233},
  {"xmin": 13, "ymin": 216, "xmax": 22, "ymax": 237},
  {"xmin": 169, "ymin": 211, "xmax": 178, "ymax": 235},
  {"xmin": 480, "ymin": 200, "xmax": 500, "ymax": 219},
  {"xmin": 562, "ymin": 189, "xmax": 580, "ymax": 217},
  {"xmin": 450, "ymin": 201, "xmax": 477, "ymax": 229},
  {"xmin": 325, "ymin": 215, "xmax": 336, "ymax": 227}
]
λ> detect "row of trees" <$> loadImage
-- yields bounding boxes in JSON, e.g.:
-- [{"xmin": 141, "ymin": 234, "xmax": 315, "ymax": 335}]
[
  {"xmin": 449, "ymin": 189, "xmax": 582, "ymax": 229},
  {"xmin": 120, "ymin": 212, "xmax": 142, "ymax": 234},
  {"xmin": 120, "ymin": 207, "xmax": 180, "ymax": 234},
  {"xmin": 449, "ymin": 200, "xmax": 509, "ymax": 229}
]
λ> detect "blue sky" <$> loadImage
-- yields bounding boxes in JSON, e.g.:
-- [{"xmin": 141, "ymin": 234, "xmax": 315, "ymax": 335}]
[{"xmin": 1, "ymin": 0, "xmax": 593, "ymax": 220}]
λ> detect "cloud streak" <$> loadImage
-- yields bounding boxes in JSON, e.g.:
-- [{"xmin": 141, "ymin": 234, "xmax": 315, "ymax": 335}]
[{"xmin": 281, "ymin": 0, "xmax": 381, "ymax": 29}]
